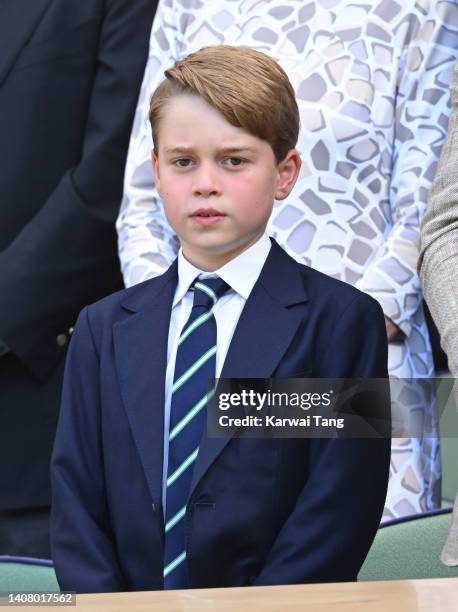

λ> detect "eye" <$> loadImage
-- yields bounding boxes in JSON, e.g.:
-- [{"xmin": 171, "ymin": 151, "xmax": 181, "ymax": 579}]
[
  {"xmin": 173, "ymin": 158, "xmax": 193, "ymax": 168},
  {"xmin": 223, "ymin": 157, "xmax": 247, "ymax": 167}
]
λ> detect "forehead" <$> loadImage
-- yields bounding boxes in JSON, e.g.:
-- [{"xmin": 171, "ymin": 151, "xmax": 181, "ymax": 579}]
[{"xmin": 157, "ymin": 93, "xmax": 261, "ymax": 150}]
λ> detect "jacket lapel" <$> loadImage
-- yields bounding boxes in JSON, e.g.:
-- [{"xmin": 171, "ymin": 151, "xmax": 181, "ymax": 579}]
[
  {"xmin": 113, "ymin": 261, "xmax": 178, "ymax": 508},
  {"xmin": 189, "ymin": 241, "xmax": 309, "ymax": 498},
  {"xmin": 113, "ymin": 243, "xmax": 309, "ymax": 506},
  {"xmin": 0, "ymin": 0, "xmax": 51, "ymax": 87}
]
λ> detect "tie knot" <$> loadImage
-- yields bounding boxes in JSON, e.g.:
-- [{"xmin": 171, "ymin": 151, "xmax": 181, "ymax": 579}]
[{"xmin": 192, "ymin": 277, "xmax": 229, "ymax": 310}]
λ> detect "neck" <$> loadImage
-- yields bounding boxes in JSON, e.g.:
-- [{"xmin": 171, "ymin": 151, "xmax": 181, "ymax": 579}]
[{"xmin": 181, "ymin": 233, "xmax": 265, "ymax": 272}]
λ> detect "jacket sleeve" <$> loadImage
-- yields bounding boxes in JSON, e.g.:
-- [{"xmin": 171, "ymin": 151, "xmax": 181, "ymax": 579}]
[
  {"xmin": 0, "ymin": 0, "xmax": 157, "ymax": 381},
  {"xmin": 117, "ymin": 0, "xmax": 182, "ymax": 289},
  {"xmin": 253, "ymin": 295, "xmax": 391, "ymax": 585},
  {"xmin": 419, "ymin": 57, "xmax": 458, "ymax": 377},
  {"xmin": 51, "ymin": 307, "xmax": 125, "ymax": 593},
  {"xmin": 355, "ymin": 2, "xmax": 457, "ymax": 337}
]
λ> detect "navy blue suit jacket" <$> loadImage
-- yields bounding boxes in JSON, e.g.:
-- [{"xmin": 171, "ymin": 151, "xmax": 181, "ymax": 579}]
[
  {"xmin": 0, "ymin": 0, "xmax": 157, "ymax": 510},
  {"xmin": 51, "ymin": 240, "xmax": 391, "ymax": 593}
]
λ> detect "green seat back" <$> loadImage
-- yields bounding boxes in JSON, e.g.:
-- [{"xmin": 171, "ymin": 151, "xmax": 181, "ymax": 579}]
[
  {"xmin": 437, "ymin": 377, "xmax": 458, "ymax": 503},
  {"xmin": 359, "ymin": 511, "xmax": 458, "ymax": 581},
  {"xmin": 0, "ymin": 559, "xmax": 59, "ymax": 592}
]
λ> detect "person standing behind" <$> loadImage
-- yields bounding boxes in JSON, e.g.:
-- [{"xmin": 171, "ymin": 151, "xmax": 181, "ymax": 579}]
[
  {"xmin": 118, "ymin": 0, "xmax": 458, "ymax": 519},
  {"xmin": 419, "ymin": 57, "xmax": 458, "ymax": 567},
  {"xmin": 0, "ymin": 0, "xmax": 158, "ymax": 558}
]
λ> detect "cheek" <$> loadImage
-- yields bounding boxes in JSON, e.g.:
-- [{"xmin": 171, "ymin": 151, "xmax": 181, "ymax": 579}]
[
  {"xmin": 164, "ymin": 183, "xmax": 188, "ymax": 202},
  {"xmin": 234, "ymin": 196, "xmax": 271, "ymax": 225},
  {"xmin": 233, "ymin": 177, "xmax": 275, "ymax": 215},
  {"xmin": 161, "ymin": 180, "xmax": 189, "ymax": 219},
  {"xmin": 241, "ymin": 170, "xmax": 276, "ymax": 200},
  {"xmin": 229, "ymin": 175, "xmax": 267, "ymax": 204},
  {"xmin": 161, "ymin": 195, "xmax": 181, "ymax": 229}
]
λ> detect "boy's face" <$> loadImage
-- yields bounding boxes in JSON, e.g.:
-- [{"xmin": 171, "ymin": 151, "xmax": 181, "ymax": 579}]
[{"xmin": 152, "ymin": 94, "xmax": 301, "ymax": 271}]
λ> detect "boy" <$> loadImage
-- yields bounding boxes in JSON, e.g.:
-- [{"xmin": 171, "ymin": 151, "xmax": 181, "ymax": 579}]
[{"xmin": 51, "ymin": 45, "xmax": 390, "ymax": 593}]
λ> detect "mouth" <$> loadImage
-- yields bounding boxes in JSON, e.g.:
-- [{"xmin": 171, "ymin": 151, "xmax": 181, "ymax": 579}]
[
  {"xmin": 191, "ymin": 208, "xmax": 226, "ymax": 218},
  {"xmin": 190, "ymin": 208, "xmax": 226, "ymax": 227}
]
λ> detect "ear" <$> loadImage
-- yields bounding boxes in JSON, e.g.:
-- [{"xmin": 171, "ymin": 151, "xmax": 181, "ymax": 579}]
[
  {"xmin": 275, "ymin": 149, "xmax": 301, "ymax": 200},
  {"xmin": 151, "ymin": 150, "xmax": 161, "ymax": 194}
]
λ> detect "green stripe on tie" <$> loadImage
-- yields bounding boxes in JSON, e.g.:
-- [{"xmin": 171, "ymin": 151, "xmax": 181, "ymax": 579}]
[
  {"xmin": 172, "ymin": 346, "xmax": 216, "ymax": 394},
  {"xmin": 165, "ymin": 505, "xmax": 186, "ymax": 533},
  {"xmin": 194, "ymin": 281, "xmax": 217, "ymax": 304},
  {"xmin": 177, "ymin": 309, "xmax": 213, "ymax": 347},
  {"xmin": 164, "ymin": 551, "xmax": 186, "ymax": 577},
  {"xmin": 169, "ymin": 389, "xmax": 215, "ymax": 442},
  {"xmin": 167, "ymin": 447, "xmax": 199, "ymax": 487}
]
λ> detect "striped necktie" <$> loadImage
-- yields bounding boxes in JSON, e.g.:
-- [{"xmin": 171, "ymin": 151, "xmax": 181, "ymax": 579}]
[{"xmin": 163, "ymin": 276, "xmax": 229, "ymax": 589}]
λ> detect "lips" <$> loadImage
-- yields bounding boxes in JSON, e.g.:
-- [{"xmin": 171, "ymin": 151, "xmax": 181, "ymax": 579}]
[
  {"xmin": 190, "ymin": 208, "xmax": 226, "ymax": 227},
  {"xmin": 191, "ymin": 208, "xmax": 225, "ymax": 218}
]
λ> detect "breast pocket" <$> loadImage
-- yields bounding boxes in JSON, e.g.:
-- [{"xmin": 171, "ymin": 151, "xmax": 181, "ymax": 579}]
[{"xmin": 287, "ymin": 369, "xmax": 313, "ymax": 378}]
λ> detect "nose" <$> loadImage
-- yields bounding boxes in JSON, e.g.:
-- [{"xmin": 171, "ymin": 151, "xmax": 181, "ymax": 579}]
[{"xmin": 192, "ymin": 162, "xmax": 221, "ymax": 198}]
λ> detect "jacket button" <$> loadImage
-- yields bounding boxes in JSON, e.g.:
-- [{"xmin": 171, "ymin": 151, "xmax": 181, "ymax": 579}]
[{"xmin": 56, "ymin": 334, "xmax": 68, "ymax": 348}]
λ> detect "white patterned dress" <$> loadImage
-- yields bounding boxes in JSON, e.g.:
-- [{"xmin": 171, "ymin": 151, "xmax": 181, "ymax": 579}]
[{"xmin": 118, "ymin": 0, "xmax": 458, "ymax": 520}]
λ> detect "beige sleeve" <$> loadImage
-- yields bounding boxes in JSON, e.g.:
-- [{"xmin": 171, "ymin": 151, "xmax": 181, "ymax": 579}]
[{"xmin": 419, "ymin": 58, "xmax": 458, "ymax": 376}]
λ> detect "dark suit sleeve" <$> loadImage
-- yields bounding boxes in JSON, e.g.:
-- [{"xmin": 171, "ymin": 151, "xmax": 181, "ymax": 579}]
[
  {"xmin": 51, "ymin": 306, "xmax": 125, "ymax": 593},
  {"xmin": 0, "ymin": 0, "xmax": 157, "ymax": 381},
  {"xmin": 253, "ymin": 295, "xmax": 391, "ymax": 585}
]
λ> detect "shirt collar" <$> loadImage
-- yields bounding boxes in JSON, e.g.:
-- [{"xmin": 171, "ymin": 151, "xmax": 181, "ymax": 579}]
[{"xmin": 174, "ymin": 233, "xmax": 271, "ymax": 306}]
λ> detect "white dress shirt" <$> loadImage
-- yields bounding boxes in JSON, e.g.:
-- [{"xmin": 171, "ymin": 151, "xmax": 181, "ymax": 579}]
[{"xmin": 161, "ymin": 233, "xmax": 271, "ymax": 513}]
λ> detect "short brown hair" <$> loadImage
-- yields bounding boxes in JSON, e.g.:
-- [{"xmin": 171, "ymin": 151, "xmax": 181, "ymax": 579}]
[{"xmin": 149, "ymin": 45, "xmax": 299, "ymax": 163}]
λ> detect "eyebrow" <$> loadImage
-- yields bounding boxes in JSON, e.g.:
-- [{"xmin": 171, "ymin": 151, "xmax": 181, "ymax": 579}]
[{"xmin": 163, "ymin": 146, "xmax": 258, "ymax": 155}]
